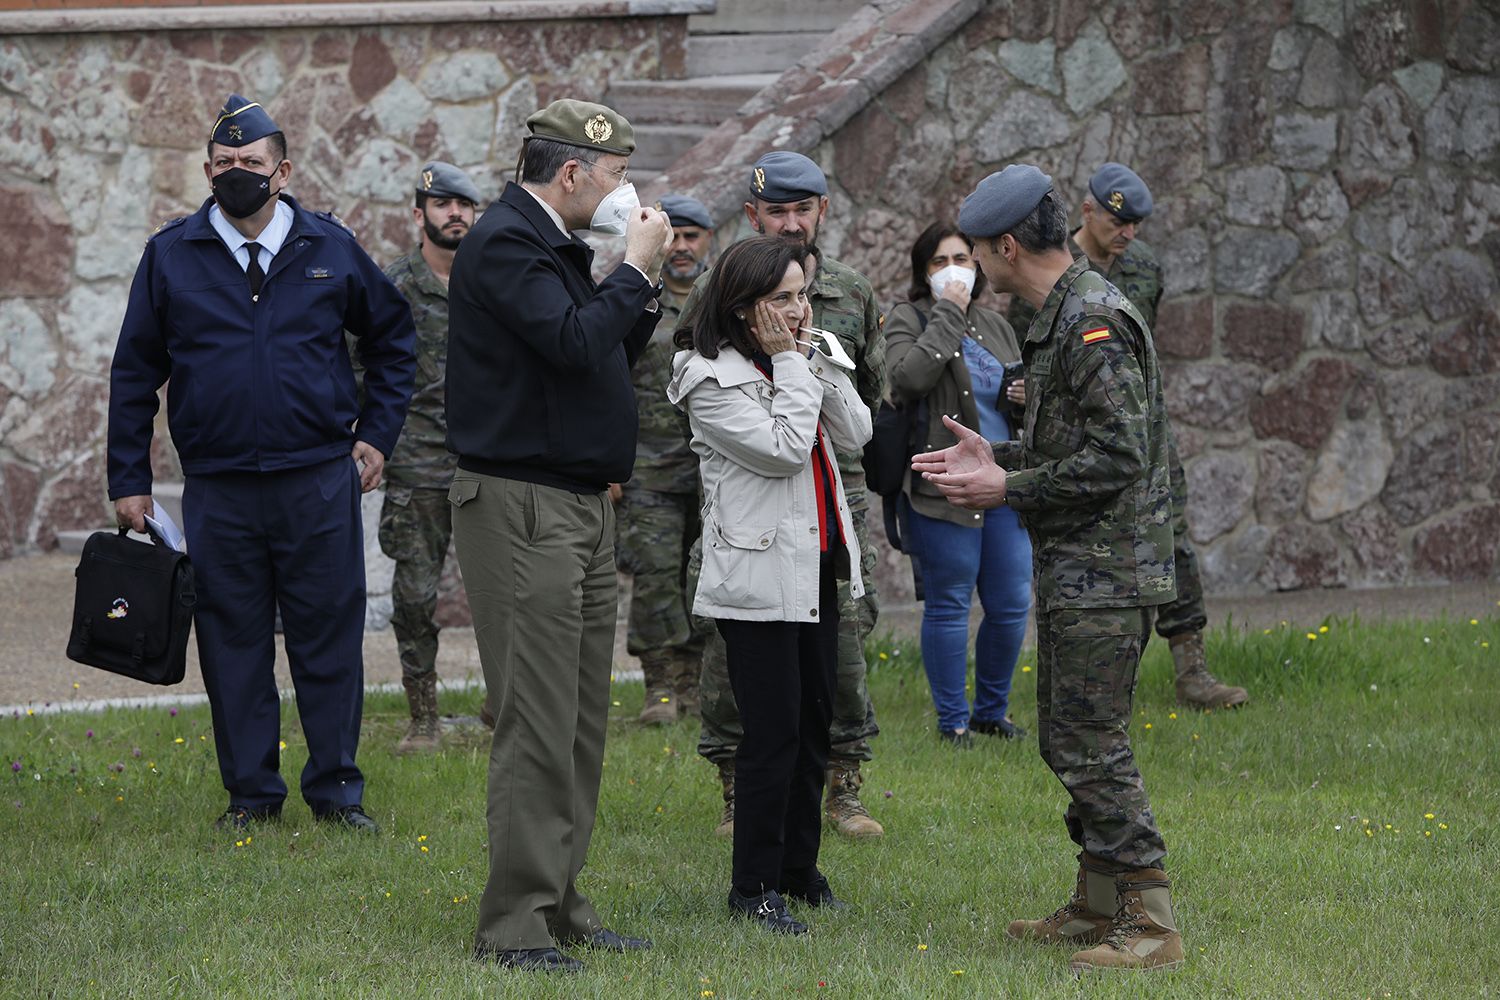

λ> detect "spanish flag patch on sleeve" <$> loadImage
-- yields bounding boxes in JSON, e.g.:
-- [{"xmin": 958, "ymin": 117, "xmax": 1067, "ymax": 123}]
[{"xmin": 1081, "ymin": 326, "xmax": 1111, "ymax": 345}]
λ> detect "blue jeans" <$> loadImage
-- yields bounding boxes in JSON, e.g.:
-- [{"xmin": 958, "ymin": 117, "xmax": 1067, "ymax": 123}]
[{"xmin": 903, "ymin": 497, "xmax": 1033, "ymax": 733}]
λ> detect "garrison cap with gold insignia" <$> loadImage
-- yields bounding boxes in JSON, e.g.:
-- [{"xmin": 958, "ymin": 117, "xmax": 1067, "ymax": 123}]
[
  {"xmin": 958, "ymin": 164, "xmax": 1053, "ymax": 238},
  {"xmin": 417, "ymin": 161, "xmax": 482, "ymax": 205},
  {"xmin": 210, "ymin": 93, "xmax": 281, "ymax": 148},
  {"xmin": 1089, "ymin": 162, "xmax": 1153, "ymax": 222},
  {"xmin": 657, "ymin": 194, "xmax": 713, "ymax": 230},
  {"xmin": 524, "ymin": 98, "xmax": 635, "ymax": 156},
  {"xmin": 748, "ymin": 151, "xmax": 828, "ymax": 203}
]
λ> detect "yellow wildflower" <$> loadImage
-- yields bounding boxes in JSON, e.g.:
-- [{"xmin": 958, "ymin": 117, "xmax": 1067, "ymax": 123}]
[
  {"xmin": 918, "ymin": 944, "xmax": 928, "ymax": 951},
  {"xmin": 1021, "ymin": 665, "xmax": 1032, "ymax": 673},
  {"xmin": 420, "ymin": 845, "xmax": 429, "ymax": 853},
  {"xmin": 174, "ymin": 737, "xmax": 185, "ymax": 744},
  {"xmin": 1168, "ymin": 712, "xmax": 1177, "ymax": 720},
  {"xmin": 1425, "ymin": 813, "xmax": 1435, "ymax": 820},
  {"xmin": 1319, "ymin": 625, "xmax": 1329, "ymax": 633},
  {"xmin": 1144, "ymin": 723, "xmax": 1153, "ymax": 730},
  {"xmin": 1306, "ymin": 632, "xmax": 1318, "ymax": 641},
  {"xmin": 878, "ymin": 652, "xmax": 889, "ymax": 660},
  {"xmin": 1439, "ymin": 823, "xmax": 1448, "ymax": 830}
]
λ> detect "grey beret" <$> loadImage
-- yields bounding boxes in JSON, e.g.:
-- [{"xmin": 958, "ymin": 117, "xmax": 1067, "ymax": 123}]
[
  {"xmin": 657, "ymin": 194, "xmax": 713, "ymax": 229},
  {"xmin": 958, "ymin": 164, "xmax": 1054, "ymax": 239},
  {"xmin": 748, "ymin": 151, "xmax": 828, "ymax": 203},
  {"xmin": 1089, "ymin": 162, "xmax": 1153, "ymax": 222},
  {"xmin": 417, "ymin": 161, "xmax": 482, "ymax": 204}
]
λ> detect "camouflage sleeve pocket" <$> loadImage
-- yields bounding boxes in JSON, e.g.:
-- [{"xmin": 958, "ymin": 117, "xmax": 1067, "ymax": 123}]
[{"xmin": 1049, "ymin": 608, "xmax": 1148, "ymax": 723}]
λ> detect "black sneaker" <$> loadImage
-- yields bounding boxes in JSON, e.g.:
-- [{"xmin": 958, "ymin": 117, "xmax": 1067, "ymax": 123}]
[
  {"xmin": 214, "ymin": 804, "xmax": 281, "ymax": 831},
  {"xmin": 728, "ymin": 888, "xmax": 809, "ymax": 935},
  {"xmin": 970, "ymin": 716, "xmax": 1027, "ymax": 739},
  {"xmin": 782, "ymin": 874, "xmax": 849, "ymax": 910},
  {"xmin": 938, "ymin": 727, "xmax": 973, "ymax": 748},
  {"xmin": 316, "ymin": 804, "xmax": 380, "ymax": 833}
]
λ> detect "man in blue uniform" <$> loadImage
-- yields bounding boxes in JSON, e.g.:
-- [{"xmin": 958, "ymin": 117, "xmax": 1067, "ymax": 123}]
[{"xmin": 107, "ymin": 94, "xmax": 416, "ymax": 833}]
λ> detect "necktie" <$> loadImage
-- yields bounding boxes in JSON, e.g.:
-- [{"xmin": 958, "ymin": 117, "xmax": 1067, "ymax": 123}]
[{"xmin": 246, "ymin": 241, "xmax": 265, "ymax": 300}]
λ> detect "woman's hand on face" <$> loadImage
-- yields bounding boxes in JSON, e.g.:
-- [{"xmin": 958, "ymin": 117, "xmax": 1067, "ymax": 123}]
[
  {"xmin": 753, "ymin": 299, "xmax": 798, "ymax": 355},
  {"xmin": 938, "ymin": 275, "xmax": 972, "ymax": 311}
]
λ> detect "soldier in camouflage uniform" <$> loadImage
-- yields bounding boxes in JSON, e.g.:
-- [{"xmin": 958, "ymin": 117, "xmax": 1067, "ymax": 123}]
[
  {"xmin": 680, "ymin": 152, "xmax": 887, "ymax": 839},
  {"xmin": 379, "ymin": 162, "xmax": 480, "ymax": 753},
  {"xmin": 915, "ymin": 166, "xmax": 1184, "ymax": 972},
  {"xmin": 1008, "ymin": 163, "xmax": 1249, "ymax": 712},
  {"xmin": 618, "ymin": 195, "xmax": 714, "ymax": 725}
]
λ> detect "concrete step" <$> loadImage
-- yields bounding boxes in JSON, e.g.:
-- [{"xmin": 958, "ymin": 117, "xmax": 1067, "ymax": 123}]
[
  {"xmin": 631, "ymin": 123, "xmax": 713, "ymax": 170},
  {"xmin": 609, "ymin": 74, "xmax": 779, "ymax": 125},
  {"xmin": 689, "ymin": 0, "xmax": 867, "ymax": 34},
  {"xmin": 686, "ymin": 32, "xmax": 823, "ymax": 77}
]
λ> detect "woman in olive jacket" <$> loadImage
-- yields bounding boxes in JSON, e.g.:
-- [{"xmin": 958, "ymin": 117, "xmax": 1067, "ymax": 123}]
[
  {"xmin": 668, "ymin": 237, "xmax": 871, "ymax": 935},
  {"xmin": 885, "ymin": 222, "xmax": 1033, "ymax": 746}
]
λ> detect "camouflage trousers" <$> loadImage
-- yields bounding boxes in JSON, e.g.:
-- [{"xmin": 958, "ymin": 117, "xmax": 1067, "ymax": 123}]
[
  {"xmin": 1154, "ymin": 432, "xmax": 1208, "ymax": 640},
  {"xmin": 1036, "ymin": 605, "xmax": 1167, "ymax": 871},
  {"xmin": 696, "ymin": 484, "xmax": 881, "ymax": 766},
  {"xmin": 378, "ymin": 486, "xmax": 453, "ymax": 680},
  {"xmin": 615, "ymin": 486, "xmax": 707, "ymax": 660}
]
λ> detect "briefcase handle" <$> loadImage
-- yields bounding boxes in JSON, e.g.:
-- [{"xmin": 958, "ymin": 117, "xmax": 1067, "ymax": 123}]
[{"xmin": 120, "ymin": 522, "xmax": 175, "ymax": 550}]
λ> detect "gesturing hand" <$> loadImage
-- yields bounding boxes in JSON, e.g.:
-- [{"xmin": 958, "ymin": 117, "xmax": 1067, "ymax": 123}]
[{"xmin": 910, "ymin": 415, "xmax": 1008, "ymax": 509}]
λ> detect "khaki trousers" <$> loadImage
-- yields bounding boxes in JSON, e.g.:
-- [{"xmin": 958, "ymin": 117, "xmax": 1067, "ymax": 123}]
[{"xmin": 450, "ymin": 471, "xmax": 616, "ymax": 951}]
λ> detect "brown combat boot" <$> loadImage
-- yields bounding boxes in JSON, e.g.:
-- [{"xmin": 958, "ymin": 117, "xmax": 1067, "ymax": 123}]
[
  {"xmin": 825, "ymin": 759, "xmax": 884, "ymax": 838},
  {"xmin": 1171, "ymin": 632, "xmax": 1249, "ymax": 710},
  {"xmin": 1069, "ymin": 868, "xmax": 1185, "ymax": 973},
  {"xmin": 714, "ymin": 760, "xmax": 735, "ymax": 838},
  {"xmin": 396, "ymin": 674, "xmax": 441, "ymax": 754},
  {"xmin": 670, "ymin": 649, "xmax": 702, "ymax": 719},
  {"xmin": 1006, "ymin": 853, "xmax": 1116, "ymax": 945},
  {"xmin": 638, "ymin": 651, "xmax": 680, "ymax": 725}
]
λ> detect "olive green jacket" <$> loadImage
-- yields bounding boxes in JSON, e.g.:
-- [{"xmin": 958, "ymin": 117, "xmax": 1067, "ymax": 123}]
[{"xmin": 885, "ymin": 296, "xmax": 1021, "ymax": 527}]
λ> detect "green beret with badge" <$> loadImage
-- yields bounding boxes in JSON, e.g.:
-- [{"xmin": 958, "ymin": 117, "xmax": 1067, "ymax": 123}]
[
  {"xmin": 417, "ymin": 161, "xmax": 482, "ymax": 205},
  {"xmin": 1089, "ymin": 162, "xmax": 1153, "ymax": 222},
  {"xmin": 524, "ymin": 99, "xmax": 636, "ymax": 156}
]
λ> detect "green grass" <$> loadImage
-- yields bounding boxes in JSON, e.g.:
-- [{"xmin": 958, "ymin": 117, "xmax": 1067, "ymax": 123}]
[{"xmin": 3, "ymin": 614, "xmax": 1498, "ymax": 998}]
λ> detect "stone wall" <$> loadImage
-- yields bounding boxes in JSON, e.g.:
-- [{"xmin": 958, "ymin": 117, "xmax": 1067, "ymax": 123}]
[
  {"xmin": 0, "ymin": 9, "xmax": 687, "ymax": 564},
  {"xmin": 664, "ymin": 0, "xmax": 1500, "ymax": 600}
]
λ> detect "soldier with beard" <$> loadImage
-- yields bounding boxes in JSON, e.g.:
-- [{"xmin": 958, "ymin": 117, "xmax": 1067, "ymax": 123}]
[
  {"xmin": 378, "ymin": 161, "xmax": 482, "ymax": 753},
  {"xmin": 619, "ymin": 194, "xmax": 715, "ymax": 724}
]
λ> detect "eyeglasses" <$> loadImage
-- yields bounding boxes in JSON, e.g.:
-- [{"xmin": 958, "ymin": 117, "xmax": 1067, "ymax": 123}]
[{"xmin": 584, "ymin": 161, "xmax": 629, "ymax": 188}]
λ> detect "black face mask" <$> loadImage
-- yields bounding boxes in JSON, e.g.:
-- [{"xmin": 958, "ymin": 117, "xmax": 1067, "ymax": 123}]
[{"xmin": 212, "ymin": 163, "xmax": 281, "ymax": 219}]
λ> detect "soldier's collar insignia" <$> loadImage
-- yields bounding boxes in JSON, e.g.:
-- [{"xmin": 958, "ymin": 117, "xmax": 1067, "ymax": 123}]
[
  {"xmin": 584, "ymin": 114, "xmax": 614, "ymax": 144},
  {"xmin": 753, "ymin": 167, "xmax": 766, "ymax": 193},
  {"xmin": 1108, "ymin": 190, "xmax": 1125, "ymax": 212}
]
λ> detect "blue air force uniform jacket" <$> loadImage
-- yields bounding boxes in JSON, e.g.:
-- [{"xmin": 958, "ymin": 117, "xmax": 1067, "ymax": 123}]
[
  {"xmin": 445, "ymin": 182, "xmax": 660, "ymax": 494},
  {"xmin": 107, "ymin": 195, "xmax": 417, "ymax": 499}
]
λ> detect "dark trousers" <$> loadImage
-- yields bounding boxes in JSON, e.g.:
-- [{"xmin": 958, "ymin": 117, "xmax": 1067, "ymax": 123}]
[
  {"xmin": 182, "ymin": 457, "xmax": 367, "ymax": 813},
  {"xmin": 717, "ymin": 554, "xmax": 839, "ymax": 896}
]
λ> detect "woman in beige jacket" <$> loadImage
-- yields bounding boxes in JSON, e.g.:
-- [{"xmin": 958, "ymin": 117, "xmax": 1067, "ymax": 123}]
[
  {"xmin": 885, "ymin": 222, "xmax": 1033, "ymax": 747},
  {"xmin": 667, "ymin": 237, "xmax": 871, "ymax": 936}
]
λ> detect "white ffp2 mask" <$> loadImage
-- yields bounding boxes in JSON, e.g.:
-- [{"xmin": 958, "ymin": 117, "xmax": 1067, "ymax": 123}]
[
  {"xmin": 928, "ymin": 264, "xmax": 976, "ymax": 297},
  {"xmin": 589, "ymin": 182, "xmax": 640, "ymax": 236}
]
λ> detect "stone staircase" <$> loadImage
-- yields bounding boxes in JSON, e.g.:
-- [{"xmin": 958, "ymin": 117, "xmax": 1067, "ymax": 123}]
[{"xmin": 610, "ymin": 0, "xmax": 867, "ymax": 184}]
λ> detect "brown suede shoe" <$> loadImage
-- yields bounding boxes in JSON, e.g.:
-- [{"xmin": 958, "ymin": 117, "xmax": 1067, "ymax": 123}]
[
  {"xmin": 1069, "ymin": 868, "xmax": 1185, "ymax": 973},
  {"xmin": 1006, "ymin": 854, "xmax": 1115, "ymax": 945},
  {"xmin": 1172, "ymin": 632, "xmax": 1249, "ymax": 710}
]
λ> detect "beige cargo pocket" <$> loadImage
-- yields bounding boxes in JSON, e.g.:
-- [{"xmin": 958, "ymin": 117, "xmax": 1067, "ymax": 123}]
[{"xmin": 700, "ymin": 516, "xmax": 779, "ymax": 612}]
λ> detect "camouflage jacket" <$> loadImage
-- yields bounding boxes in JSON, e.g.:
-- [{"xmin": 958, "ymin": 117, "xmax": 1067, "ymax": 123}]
[
  {"xmin": 679, "ymin": 252, "xmax": 886, "ymax": 480},
  {"xmin": 996, "ymin": 257, "xmax": 1176, "ymax": 613},
  {"xmin": 629, "ymin": 290, "xmax": 698, "ymax": 494},
  {"xmin": 1008, "ymin": 234, "xmax": 1164, "ymax": 333},
  {"xmin": 381, "ymin": 248, "xmax": 457, "ymax": 489}
]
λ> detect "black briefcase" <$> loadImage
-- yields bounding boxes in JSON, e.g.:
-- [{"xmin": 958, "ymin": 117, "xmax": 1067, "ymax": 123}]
[{"xmin": 66, "ymin": 525, "xmax": 196, "ymax": 686}]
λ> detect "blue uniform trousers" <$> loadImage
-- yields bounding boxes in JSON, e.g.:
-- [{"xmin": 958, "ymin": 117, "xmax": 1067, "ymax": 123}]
[{"xmin": 182, "ymin": 456, "xmax": 367, "ymax": 813}]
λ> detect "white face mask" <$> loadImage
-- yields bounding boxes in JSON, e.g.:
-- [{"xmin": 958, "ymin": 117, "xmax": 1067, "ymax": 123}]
[
  {"xmin": 589, "ymin": 181, "xmax": 639, "ymax": 236},
  {"xmin": 928, "ymin": 263, "xmax": 976, "ymax": 297}
]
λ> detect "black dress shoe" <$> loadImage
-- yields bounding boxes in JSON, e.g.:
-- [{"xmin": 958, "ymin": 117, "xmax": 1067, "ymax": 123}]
[
  {"xmin": 938, "ymin": 727, "xmax": 973, "ymax": 748},
  {"xmin": 316, "ymin": 804, "xmax": 380, "ymax": 833},
  {"xmin": 576, "ymin": 928, "xmax": 652, "ymax": 951},
  {"xmin": 782, "ymin": 875, "xmax": 849, "ymax": 910},
  {"xmin": 728, "ymin": 888, "xmax": 809, "ymax": 935},
  {"xmin": 214, "ymin": 804, "xmax": 282, "ymax": 831},
  {"xmin": 970, "ymin": 716, "xmax": 1027, "ymax": 739},
  {"xmin": 475, "ymin": 945, "xmax": 584, "ymax": 973}
]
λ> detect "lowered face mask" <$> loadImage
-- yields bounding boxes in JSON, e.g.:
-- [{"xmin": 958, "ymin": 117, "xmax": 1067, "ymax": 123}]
[
  {"xmin": 928, "ymin": 263, "xmax": 976, "ymax": 298},
  {"xmin": 798, "ymin": 326, "xmax": 856, "ymax": 370},
  {"xmin": 589, "ymin": 182, "xmax": 640, "ymax": 236}
]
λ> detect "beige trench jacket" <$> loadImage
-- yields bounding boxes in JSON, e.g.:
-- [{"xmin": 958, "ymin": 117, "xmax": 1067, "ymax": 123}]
[{"xmin": 667, "ymin": 345, "xmax": 872, "ymax": 623}]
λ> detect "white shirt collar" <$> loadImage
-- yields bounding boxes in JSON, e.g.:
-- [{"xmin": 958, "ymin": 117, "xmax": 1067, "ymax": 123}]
[
  {"xmin": 519, "ymin": 184, "xmax": 571, "ymax": 239},
  {"xmin": 210, "ymin": 198, "xmax": 294, "ymax": 271}
]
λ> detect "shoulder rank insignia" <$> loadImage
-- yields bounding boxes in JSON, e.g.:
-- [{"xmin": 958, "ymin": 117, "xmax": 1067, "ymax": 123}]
[
  {"xmin": 1081, "ymin": 326, "xmax": 1111, "ymax": 345},
  {"xmin": 315, "ymin": 210, "xmax": 357, "ymax": 237},
  {"xmin": 145, "ymin": 216, "xmax": 186, "ymax": 244}
]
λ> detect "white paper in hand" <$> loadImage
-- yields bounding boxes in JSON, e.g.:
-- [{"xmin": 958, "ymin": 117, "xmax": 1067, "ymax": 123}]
[{"xmin": 144, "ymin": 509, "xmax": 186, "ymax": 552}]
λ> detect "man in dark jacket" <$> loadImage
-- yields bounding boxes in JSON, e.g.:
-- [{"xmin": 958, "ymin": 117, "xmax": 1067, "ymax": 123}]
[
  {"xmin": 446, "ymin": 98, "xmax": 671, "ymax": 974},
  {"xmin": 107, "ymin": 94, "xmax": 416, "ymax": 834}
]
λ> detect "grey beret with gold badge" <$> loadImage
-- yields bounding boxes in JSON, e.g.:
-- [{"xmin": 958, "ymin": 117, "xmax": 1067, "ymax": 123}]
[
  {"xmin": 525, "ymin": 99, "xmax": 635, "ymax": 156},
  {"xmin": 747, "ymin": 151, "xmax": 828, "ymax": 203},
  {"xmin": 656, "ymin": 194, "xmax": 713, "ymax": 229},
  {"xmin": 1089, "ymin": 162, "xmax": 1153, "ymax": 222},
  {"xmin": 417, "ymin": 161, "xmax": 482, "ymax": 204},
  {"xmin": 958, "ymin": 164, "xmax": 1054, "ymax": 239}
]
